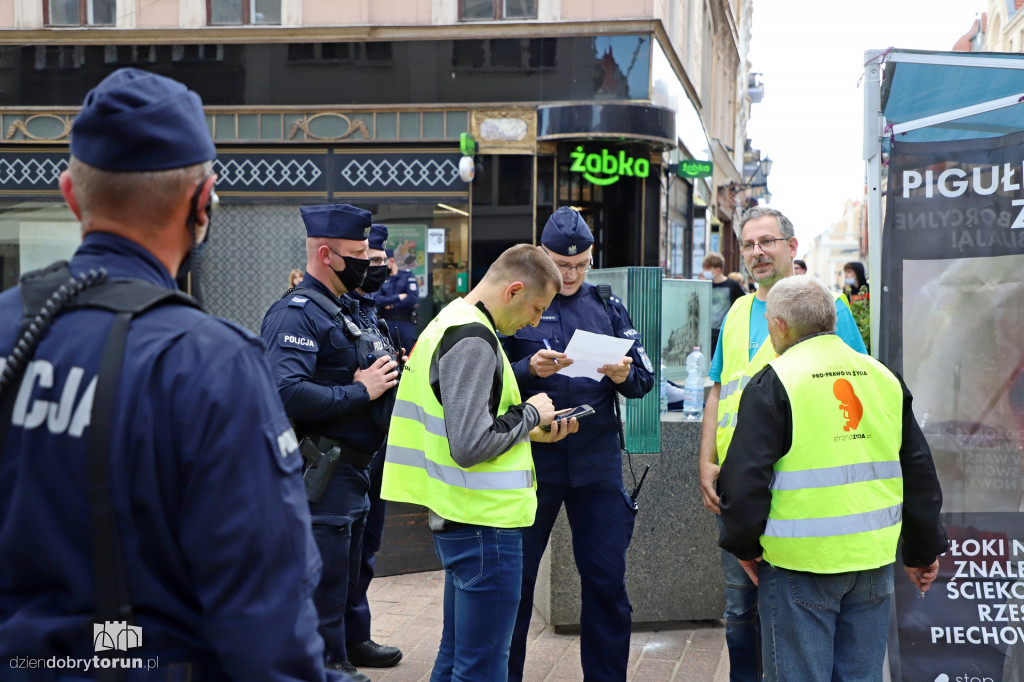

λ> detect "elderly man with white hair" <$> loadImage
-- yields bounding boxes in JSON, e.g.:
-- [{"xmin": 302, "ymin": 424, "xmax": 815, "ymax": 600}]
[{"xmin": 717, "ymin": 275, "xmax": 948, "ymax": 682}]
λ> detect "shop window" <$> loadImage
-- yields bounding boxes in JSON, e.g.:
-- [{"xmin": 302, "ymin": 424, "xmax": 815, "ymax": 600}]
[
  {"xmin": 451, "ymin": 38, "xmax": 555, "ymax": 72},
  {"xmin": 460, "ymin": 0, "xmax": 537, "ymax": 21},
  {"xmin": 171, "ymin": 44, "xmax": 224, "ymax": 63},
  {"xmin": 287, "ymin": 42, "xmax": 392, "ymax": 66},
  {"xmin": 45, "ymin": 0, "xmax": 115, "ymax": 26},
  {"xmin": 207, "ymin": 0, "xmax": 281, "ymax": 26},
  {"xmin": 103, "ymin": 45, "xmax": 157, "ymax": 65},
  {"xmin": 33, "ymin": 45, "xmax": 85, "ymax": 70}
]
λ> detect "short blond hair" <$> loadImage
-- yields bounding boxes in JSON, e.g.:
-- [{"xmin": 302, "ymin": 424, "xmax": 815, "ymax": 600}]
[
  {"xmin": 69, "ymin": 156, "xmax": 211, "ymax": 224},
  {"xmin": 483, "ymin": 244, "xmax": 561, "ymax": 295}
]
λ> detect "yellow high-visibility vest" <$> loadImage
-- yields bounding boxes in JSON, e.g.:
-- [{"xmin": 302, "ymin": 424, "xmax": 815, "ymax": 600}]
[
  {"xmin": 716, "ymin": 291, "xmax": 850, "ymax": 463},
  {"xmin": 381, "ymin": 298, "xmax": 536, "ymax": 528},
  {"xmin": 760, "ymin": 333, "xmax": 904, "ymax": 573}
]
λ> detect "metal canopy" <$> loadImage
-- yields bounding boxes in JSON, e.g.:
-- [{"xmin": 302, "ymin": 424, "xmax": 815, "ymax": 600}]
[{"xmin": 863, "ymin": 48, "xmax": 1024, "ymax": 355}]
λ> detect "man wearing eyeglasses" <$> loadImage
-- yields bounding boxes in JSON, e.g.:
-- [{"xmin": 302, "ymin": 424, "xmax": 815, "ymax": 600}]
[
  {"xmin": 503, "ymin": 207, "xmax": 655, "ymax": 682},
  {"xmin": 698, "ymin": 206, "xmax": 866, "ymax": 681}
]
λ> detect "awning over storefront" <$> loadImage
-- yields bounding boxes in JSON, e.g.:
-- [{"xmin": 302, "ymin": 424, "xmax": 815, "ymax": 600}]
[
  {"xmin": 882, "ymin": 49, "xmax": 1024, "ymax": 143},
  {"xmin": 537, "ymin": 103, "xmax": 675, "ymax": 148}
]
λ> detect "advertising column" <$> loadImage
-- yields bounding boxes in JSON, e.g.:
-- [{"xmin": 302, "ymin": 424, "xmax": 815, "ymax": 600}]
[{"xmin": 883, "ymin": 131, "xmax": 1024, "ymax": 682}]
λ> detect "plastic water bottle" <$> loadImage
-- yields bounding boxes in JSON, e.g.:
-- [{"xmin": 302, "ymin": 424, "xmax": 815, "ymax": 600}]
[
  {"xmin": 659, "ymin": 378, "xmax": 669, "ymax": 415},
  {"xmin": 683, "ymin": 347, "xmax": 706, "ymax": 421}
]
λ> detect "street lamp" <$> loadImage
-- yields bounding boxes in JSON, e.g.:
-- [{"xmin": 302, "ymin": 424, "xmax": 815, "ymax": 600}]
[{"xmin": 727, "ymin": 156, "xmax": 772, "ymax": 203}]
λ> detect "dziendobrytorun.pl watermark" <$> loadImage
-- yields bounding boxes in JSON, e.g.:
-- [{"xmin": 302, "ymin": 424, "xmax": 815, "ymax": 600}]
[
  {"xmin": 9, "ymin": 656, "xmax": 160, "ymax": 672},
  {"xmin": 8, "ymin": 621, "xmax": 159, "ymax": 672}
]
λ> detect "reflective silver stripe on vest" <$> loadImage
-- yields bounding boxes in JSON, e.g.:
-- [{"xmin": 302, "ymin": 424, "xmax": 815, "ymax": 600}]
[
  {"xmin": 719, "ymin": 375, "xmax": 752, "ymax": 402},
  {"xmin": 764, "ymin": 503, "xmax": 902, "ymax": 539},
  {"xmin": 386, "ymin": 444, "xmax": 534, "ymax": 490},
  {"xmin": 769, "ymin": 461, "xmax": 903, "ymax": 491},
  {"xmin": 718, "ymin": 413, "xmax": 737, "ymax": 429},
  {"xmin": 392, "ymin": 399, "xmax": 448, "ymax": 439}
]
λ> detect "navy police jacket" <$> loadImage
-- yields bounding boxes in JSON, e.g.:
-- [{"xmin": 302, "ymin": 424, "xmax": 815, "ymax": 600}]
[
  {"xmin": 375, "ymin": 270, "xmax": 417, "ymax": 317},
  {"xmin": 502, "ymin": 282, "xmax": 655, "ymax": 487},
  {"xmin": 261, "ymin": 275, "xmax": 387, "ymax": 455},
  {"xmin": 0, "ymin": 233, "xmax": 335, "ymax": 680}
]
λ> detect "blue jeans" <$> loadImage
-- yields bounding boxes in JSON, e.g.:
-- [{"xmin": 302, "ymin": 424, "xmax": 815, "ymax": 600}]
[
  {"xmin": 759, "ymin": 561, "xmax": 894, "ymax": 682},
  {"xmin": 431, "ymin": 526, "xmax": 523, "ymax": 682},
  {"xmin": 717, "ymin": 516, "xmax": 761, "ymax": 682}
]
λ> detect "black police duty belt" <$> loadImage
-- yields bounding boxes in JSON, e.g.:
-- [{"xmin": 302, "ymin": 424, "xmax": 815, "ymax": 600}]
[
  {"xmin": 0, "ymin": 261, "xmax": 204, "ymax": 682},
  {"xmin": 316, "ymin": 435, "xmax": 376, "ymax": 469}
]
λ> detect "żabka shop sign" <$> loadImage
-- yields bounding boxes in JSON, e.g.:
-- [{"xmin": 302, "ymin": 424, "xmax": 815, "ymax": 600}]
[{"xmin": 570, "ymin": 146, "xmax": 650, "ymax": 186}]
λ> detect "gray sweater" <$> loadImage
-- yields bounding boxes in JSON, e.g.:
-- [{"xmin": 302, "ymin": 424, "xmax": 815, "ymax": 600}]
[{"xmin": 427, "ymin": 303, "xmax": 539, "ymax": 530}]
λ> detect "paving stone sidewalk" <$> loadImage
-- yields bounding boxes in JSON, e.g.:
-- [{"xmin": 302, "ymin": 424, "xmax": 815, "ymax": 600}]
[{"xmin": 361, "ymin": 570, "xmax": 730, "ymax": 682}]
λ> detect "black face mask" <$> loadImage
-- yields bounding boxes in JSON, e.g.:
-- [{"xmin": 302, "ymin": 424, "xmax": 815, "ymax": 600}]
[
  {"xmin": 177, "ymin": 176, "xmax": 217, "ymax": 299},
  {"xmin": 334, "ymin": 256, "xmax": 370, "ymax": 293},
  {"xmin": 360, "ymin": 264, "xmax": 388, "ymax": 293}
]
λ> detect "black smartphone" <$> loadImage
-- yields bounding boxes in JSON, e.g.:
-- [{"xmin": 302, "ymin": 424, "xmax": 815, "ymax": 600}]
[{"xmin": 541, "ymin": 404, "xmax": 594, "ymax": 430}]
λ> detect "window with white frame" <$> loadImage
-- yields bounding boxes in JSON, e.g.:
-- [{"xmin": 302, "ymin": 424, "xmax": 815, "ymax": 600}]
[
  {"xmin": 44, "ymin": 0, "xmax": 116, "ymax": 26},
  {"xmin": 460, "ymin": 0, "xmax": 537, "ymax": 21},
  {"xmin": 207, "ymin": 0, "xmax": 281, "ymax": 25}
]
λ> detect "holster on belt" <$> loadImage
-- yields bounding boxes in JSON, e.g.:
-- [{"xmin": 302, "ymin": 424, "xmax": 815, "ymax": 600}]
[
  {"xmin": 300, "ymin": 437, "xmax": 340, "ymax": 504},
  {"xmin": 301, "ymin": 436, "xmax": 375, "ymax": 483}
]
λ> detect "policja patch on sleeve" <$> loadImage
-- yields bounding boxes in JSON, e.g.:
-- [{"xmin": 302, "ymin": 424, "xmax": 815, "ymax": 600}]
[{"xmin": 278, "ymin": 332, "xmax": 319, "ymax": 352}]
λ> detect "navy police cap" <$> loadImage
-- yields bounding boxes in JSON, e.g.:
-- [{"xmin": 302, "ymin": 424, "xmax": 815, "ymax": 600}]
[
  {"xmin": 70, "ymin": 68, "xmax": 216, "ymax": 172},
  {"xmin": 369, "ymin": 224, "xmax": 389, "ymax": 250},
  {"xmin": 384, "ymin": 248, "xmax": 395, "ymax": 259},
  {"xmin": 300, "ymin": 204, "xmax": 372, "ymax": 241},
  {"xmin": 541, "ymin": 207, "xmax": 594, "ymax": 256}
]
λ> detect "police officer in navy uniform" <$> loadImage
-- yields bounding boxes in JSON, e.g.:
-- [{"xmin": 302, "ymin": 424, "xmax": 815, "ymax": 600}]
[
  {"xmin": 502, "ymin": 207, "xmax": 655, "ymax": 682},
  {"xmin": 342, "ymin": 224, "xmax": 404, "ymax": 670},
  {"xmin": 261, "ymin": 204, "xmax": 400, "ymax": 682},
  {"xmin": 375, "ymin": 249, "xmax": 419, "ymax": 351},
  {"xmin": 0, "ymin": 68, "xmax": 345, "ymax": 681}
]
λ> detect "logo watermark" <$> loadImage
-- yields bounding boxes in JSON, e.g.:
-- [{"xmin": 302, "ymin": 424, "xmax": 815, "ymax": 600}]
[
  {"xmin": 8, "ymin": 621, "xmax": 158, "ymax": 673},
  {"xmin": 94, "ymin": 620, "xmax": 141, "ymax": 652}
]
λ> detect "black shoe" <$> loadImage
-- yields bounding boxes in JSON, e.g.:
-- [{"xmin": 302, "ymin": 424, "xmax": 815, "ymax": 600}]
[
  {"xmin": 347, "ymin": 640, "xmax": 403, "ymax": 668},
  {"xmin": 327, "ymin": 660, "xmax": 372, "ymax": 682}
]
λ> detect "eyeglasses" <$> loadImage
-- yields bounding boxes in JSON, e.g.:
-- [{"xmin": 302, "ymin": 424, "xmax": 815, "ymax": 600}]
[
  {"xmin": 740, "ymin": 237, "xmax": 790, "ymax": 254},
  {"xmin": 369, "ymin": 256, "xmax": 387, "ymax": 266},
  {"xmin": 542, "ymin": 246, "xmax": 592, "ymax": 274},
  {"xmin": 555, "ymin": 262, "xmax": 593, "ymax": 275}
]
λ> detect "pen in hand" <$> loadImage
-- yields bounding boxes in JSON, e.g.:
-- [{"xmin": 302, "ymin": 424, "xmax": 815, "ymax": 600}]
[{"xmin": 543, "ymin": 339, "xmax": 559, "ymax": 364}]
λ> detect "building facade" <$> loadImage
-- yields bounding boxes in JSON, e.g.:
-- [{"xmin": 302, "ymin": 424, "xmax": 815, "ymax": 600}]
[
  {"xmin": 0, "ymin": 0, "xmax": 755, "ymax": 330},
  {"xmin": 803, "ymin": 198, "xmax": 864, "ymax": 291}
]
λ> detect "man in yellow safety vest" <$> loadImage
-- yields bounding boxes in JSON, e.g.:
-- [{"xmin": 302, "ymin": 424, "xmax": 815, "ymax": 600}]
[
  {"xmin": 717, "ymin": 275, "xmax": 947, "ymax": 681},
  {"xmin": 382, "ymin": 244, "xmax": 579, "ymax": 681},
  {"xmin": 698, "ymin": 206, "xmax": 867, "ymax": 680}
]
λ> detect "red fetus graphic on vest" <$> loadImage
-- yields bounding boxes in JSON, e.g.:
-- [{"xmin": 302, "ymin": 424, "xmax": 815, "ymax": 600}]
[{"xmin": 833, "ymin": 379, "xmax": 863, "ymax": 431}]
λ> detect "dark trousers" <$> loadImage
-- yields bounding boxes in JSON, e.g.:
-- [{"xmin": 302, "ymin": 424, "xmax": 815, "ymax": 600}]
[
  {"xmin": 508, "ymin": 478, "xmax": 636, "ymax": 682},
  {"xmin": 310, "ymin": 463, "xmax": 371, "ymax": 666},
  {"xmin": 344, "ymin": 449, "xmax": 387, "ymax": 644}
]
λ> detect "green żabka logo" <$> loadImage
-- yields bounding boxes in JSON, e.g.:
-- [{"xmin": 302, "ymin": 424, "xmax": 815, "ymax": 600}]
[{"xmin": 569, "ymin": 147, "xmax": 650, "ymax": 186}]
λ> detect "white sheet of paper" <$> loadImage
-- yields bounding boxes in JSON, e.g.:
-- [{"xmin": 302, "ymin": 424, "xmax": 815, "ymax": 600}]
[{"xmin": 558, "ymin": 330, "xmax": 635, "ymax": 381}]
